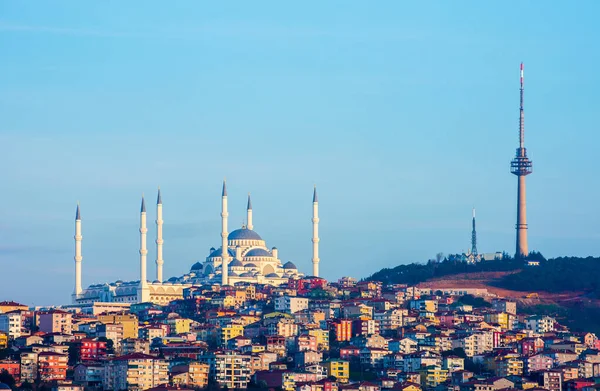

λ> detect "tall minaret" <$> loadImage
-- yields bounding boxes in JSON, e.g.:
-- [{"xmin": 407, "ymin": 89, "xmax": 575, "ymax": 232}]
[
  {"xmin": 471, "ymin": 208, "xmax": 478, "ymax": 256},
  {"xmin": 221, "ymin": 180, "xmax": 229, "ymax": 286},
  {"xmin": 72, "ymin": 203, "xmax": 83, "ymax": 303},
  {"xmin": 312, "ymin": 186, "xmax": 320, "ymax": 277},
  {"xmin": 247, "ymin": 193, "xmax": 253, "ymax": 231},
  {"xmin": 155, "ymin": 188, "xmax": 164, "ymax": 282},
  {"xmin": 510, "ymin": 63, "xmax": 533, "ymax": 259},
  {"xmin": 138, "ymin": 195, "xmax": 150, "ymax": 302}
]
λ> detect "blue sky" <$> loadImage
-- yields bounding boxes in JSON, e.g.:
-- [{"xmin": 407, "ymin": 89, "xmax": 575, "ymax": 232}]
[{"xmin": 1, "ymin": 1, "xmax": 599, "ymax": 305}]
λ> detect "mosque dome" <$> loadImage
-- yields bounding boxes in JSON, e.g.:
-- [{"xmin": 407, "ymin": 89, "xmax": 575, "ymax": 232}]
[
  {"xmin": 209, "ymin": 247, "xmax": 236, "ymax": 258},
  {"xmin": 229, "ymin": 259, "xmax": 244, "ymax": 267},
  {"xmin": 229, "ymin": 228, "xmax": 263, "ymax": 241},
  {"xmin": 245, "ymin": 263, "xmax": 258, "ymax": 268},
  {"xmin": 229, "ymin": 272, "xmax": 239, "ymax": 277},
  {"xmin": 283, "ymin": 261, "xmax": 297, "ymax": 269},
  {"xmin": 245, "ymin": 248, "xmax": 272, "ymax": 257},
  {"xmin": 266, "ymin": 273, "xmax": 280, "ymax": 278},
  {"xmin": 190, "ymin": 262, "xmax": 203, "ymax": 272},
  {"xmin": 240, "ymin": 272, "xmax": 254, "ymax": 277}
]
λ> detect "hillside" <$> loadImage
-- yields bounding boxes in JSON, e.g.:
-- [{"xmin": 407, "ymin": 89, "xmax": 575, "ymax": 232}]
[
  {"xmin": 367, "ymin": 255, "xmax": 600, "ymax": 333},
  {"xmin": 367, "ymin": 255, "xmax": 600, "ymax": 297}
]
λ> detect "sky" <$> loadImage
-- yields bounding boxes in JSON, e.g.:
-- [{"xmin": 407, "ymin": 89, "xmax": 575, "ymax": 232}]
[{"xmin": 1, "ymin": 1, "xmax": 599, "ymax": 305}]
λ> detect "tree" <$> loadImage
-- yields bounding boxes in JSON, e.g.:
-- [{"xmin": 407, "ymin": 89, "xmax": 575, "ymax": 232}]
[
  {"xmin": 0, "ymin": 370, "xmax": 15, "ymax": 388},
  {"xmin": 98, "ymin": 337, "xmax": 115, "ymax": 355},
  {"xmin": 436, "ymin": 252, "xmax": 444, "ymax": 263}
]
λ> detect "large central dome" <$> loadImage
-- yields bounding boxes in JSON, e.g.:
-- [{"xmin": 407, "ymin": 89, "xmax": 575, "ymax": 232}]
[{"xmin": 228, "ymin": 228, "xmax": 263, "ymax": 241}]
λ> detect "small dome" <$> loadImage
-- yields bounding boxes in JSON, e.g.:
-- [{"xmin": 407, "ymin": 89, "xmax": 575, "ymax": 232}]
[
  {"xmin": 190, "ymin": 262, "xmax": 203, "ymax": 271},
  {"xmin": 229, "ymin": 272, "xmax": 239, "ymax": 277},
  {"xmin": 283, "ymin": 261, "xmax": 297, "ymax": 269},
  {"xmin": 152, "ymin": 280, "xmax": 160, "ymax": 284},
  {"xmin": 209, "ymin": 247, "xmax": 236, "ymax": 259},
  {"xmin": 229, "ymin": 228, "xmax": 263, "ymax": 241},
  {"xmin": 245, "ymin": 263, "xmax": 258, "ymax": 268},
  {"xmin": 245, "ymin": 248, "xmax": 272, "ymax": 257},
  {"xmin": 229, "ymin": 259, "xmax": 244, "ymax": 267},
  {"xmin": 266, "ymin": 273, "xmax": 280, "ymax": 278},
  {"xmin": 240, "ymin": 272, "xmax": 254, "ymax": 277},
  {"xmin": 168, "ymin": 277, "xmax": 178, "ymax": 282}
]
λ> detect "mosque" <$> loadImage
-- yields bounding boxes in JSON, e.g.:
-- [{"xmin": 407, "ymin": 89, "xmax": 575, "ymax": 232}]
[{"xmin": 70, "ymin": 182, "xmax": 321, "ymax": 306}]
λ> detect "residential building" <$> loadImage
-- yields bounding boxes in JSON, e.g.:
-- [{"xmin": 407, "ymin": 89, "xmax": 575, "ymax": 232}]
[{"xmin": 103, "ymin": 353, "xmax": 168, "ymax": 391}]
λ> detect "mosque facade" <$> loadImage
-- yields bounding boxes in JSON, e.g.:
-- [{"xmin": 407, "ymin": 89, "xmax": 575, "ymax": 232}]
[{"xmin": 71, "ymin": 182, "xmax": 320, "ymax": 306}]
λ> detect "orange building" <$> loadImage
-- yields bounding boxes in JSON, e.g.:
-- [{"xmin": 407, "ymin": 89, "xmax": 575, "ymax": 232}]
[
  {"xmin": 331, "ymin": 320, "xmax": 352, "ymax": 342},
  {"xmin": 37, "ymin": 352, "xmax": 68, "ymax": 381}
]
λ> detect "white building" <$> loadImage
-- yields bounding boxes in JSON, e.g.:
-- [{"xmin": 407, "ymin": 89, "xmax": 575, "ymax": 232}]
[
  {"xmin": 524, "ymin": 315, "xmax": 555, "ymax": 334},
  {"xmin": 274, "ymin": 296, "xmax": 310, "ymax": 314},
  {"xmin": 0, "ymin": 311, "xmax": 22, "ymax": 339}
]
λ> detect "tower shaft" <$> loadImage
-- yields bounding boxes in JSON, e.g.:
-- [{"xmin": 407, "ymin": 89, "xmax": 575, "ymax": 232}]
[
  {"xmin": 516, "ymin": 175, "xmax": 528, "ymax": 257},
  {"xmin": 247, "ymin": 194, "xmax": 253, "ymax": 231},
  {"xmin": 312, "ymin": 187, "xmax": 320, "ymax": 277},
  {"xmin": 140, "ymin": 201, "xmax": 148, "ymax": 286},
  {"xmin": 138, "ymin": 196, "xmax": 150, "ymax": 302},
  {"xmin": 156, "ymin": 189, "xmax": 164, "ymax": 282},
  {"xmin": 221, "ymin": 181, "xmax": 229, "ymax": 285},
  {"xmin": 73, "ymin": 204, "xmax": 83, "ymax": 300}
]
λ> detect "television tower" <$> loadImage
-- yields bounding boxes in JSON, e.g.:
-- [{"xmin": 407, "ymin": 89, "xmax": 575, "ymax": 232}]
[
  {"xmin": 510, "ymin": 63, "xmax": 532, "ymax": 259},
  {"xmin": 471, "ymin": 208, "xmax": 477, "ymax": 256}
]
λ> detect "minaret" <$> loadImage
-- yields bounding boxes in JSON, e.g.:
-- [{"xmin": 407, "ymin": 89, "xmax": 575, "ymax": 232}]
[
  {"xmin": 510, "ymin": 63, "xmax": 533, "ymax": 259},
  {"xmin": 138, "ymin": 195, "xmax": 150, "ymax": 302},
  {"xmin": 155, "ymin": 188, "xmax": 164, "ymax": 282},
  {"xmin": 312, "ymin": 186, "xmax": 320, "ymax": 277},
  {"xmin": 221, "ymin": 180, "xmax": 229, "ymax": 286},
  {"xmin": 72, "ymin": 203, "xmax": 83, "ymax": 303},
  {"xmin": 471, "ymin": 208, "xmax": 478, "ymax": 256},
  {"xmin": 247, "ymin": 193, "xmax": 253, "ymax": 231}
]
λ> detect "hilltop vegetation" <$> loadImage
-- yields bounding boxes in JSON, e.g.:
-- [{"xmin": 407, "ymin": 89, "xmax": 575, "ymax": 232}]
[
  {"xmin": 368, "ymin": 253, "xmax": 600, "ymax": 297},
  {"xmin": 367, "ymin": 253, "xmax": 520, "ymax": 286},
  {"xmin": 494, "ymin": 256, "xmax": 600, "ymax": 296}
]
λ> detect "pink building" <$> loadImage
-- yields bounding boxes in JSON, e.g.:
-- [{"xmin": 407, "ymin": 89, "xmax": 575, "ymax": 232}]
[
  {"xmin": 525, "ymin": 353, "xmax": 553, "ymax": 375},
  {"xmin": 38, "ymin": 310, "xmax": 73, "ymax": 335}
]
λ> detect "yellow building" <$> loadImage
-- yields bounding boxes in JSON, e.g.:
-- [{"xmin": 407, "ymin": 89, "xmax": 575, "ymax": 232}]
[
  {"xmin": 495, "ymin": 355, "xmax": 523, "ymax": 377},
  {"xmin": 98, "ymin": 313, "xmax": 139, "ymax": 339},
  {"xmin": 168, "ymin": 318, "xmax": 194, "ymax": 335},
  {"xmin": 419, "ymin": 366, "xmax": 448, "ymax": 388},
  {"xmin": 309, "ymin": 329, "xmax": 330, "ymax": 351},
  {"xmin": 325, "ymin": 359, "xmax": 349, "ymax": 383},
  {"xmin": 0, "ymin": 332, "xmax": 8, "ymax": 349},
  {"xmin": 221, "ymin": 324, "xmax": 244, "ymax": 344},
  {"xmin": 171, "ymin": 362, "xmax": 209, "ymax": 389},
  {"xmin": 248, "ymin": 345, "xmax": 266, "ymax": 353},
  {"xmin": 485, "ymin": 312, "xmax": 511, "ymax": 330}
]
